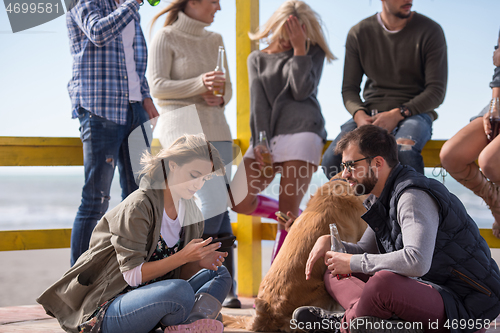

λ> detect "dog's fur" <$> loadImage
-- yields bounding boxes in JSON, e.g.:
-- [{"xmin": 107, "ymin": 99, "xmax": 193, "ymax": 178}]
[{"xmin": 224, "ymin": 178, "xmax": 367, "ymax": 332}]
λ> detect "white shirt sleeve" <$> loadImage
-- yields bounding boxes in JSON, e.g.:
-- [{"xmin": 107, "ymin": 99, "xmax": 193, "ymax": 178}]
[{"xmin": 122, "ymin": 262, "xmax": 144, "ymax": 287}]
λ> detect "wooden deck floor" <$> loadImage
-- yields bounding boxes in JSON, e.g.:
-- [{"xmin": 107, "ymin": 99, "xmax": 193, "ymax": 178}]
[
  {"xmin": 1, "ymin": 298, "xmax": 500, "ymax": 333},
  {"xmin": 0, "ymin": 297, "xmax": 255, "ymax": 333}
]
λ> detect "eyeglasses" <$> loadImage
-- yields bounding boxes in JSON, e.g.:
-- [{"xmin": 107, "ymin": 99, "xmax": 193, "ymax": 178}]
[{"xmin": 340, "ymin": 156, "xmax": 375, "ymax": 173}]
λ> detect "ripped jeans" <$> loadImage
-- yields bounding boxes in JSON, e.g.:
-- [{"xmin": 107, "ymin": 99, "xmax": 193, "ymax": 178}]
[
  {"xmin": 71, "ymin": 103, "xmax": 150, "ymax": 265},
  {"xmin": 321, "ymin": 113, "xmax": 433, "ymax": 179}
]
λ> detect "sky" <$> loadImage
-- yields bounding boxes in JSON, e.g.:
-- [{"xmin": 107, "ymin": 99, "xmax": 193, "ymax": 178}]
[{"xmin": 1, "ymin": 0, "xmax": 500, "ymax": 142}]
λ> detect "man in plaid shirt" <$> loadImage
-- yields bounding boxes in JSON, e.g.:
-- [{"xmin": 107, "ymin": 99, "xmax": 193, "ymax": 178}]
[{"xmin": 67, "ymin": 0, "xmax": 158, "ymax": 265}]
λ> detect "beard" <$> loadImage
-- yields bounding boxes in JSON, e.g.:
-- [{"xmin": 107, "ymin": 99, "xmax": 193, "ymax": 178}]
[
  {"xmin": 395, "ymin": 10, "xmax": 412, "ymax": 19},
  {"xmin": 352, "ymin": 168, "xmax": 378, "ymax": 196}
]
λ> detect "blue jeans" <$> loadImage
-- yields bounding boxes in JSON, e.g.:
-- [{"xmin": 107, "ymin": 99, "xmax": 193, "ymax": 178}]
[
  {"xmin": 71, "ymin": 103, "xmax": 150, "ymax": 266},
  {"xmin": 102, "ymin": 266, "xmax": 231, "ymax": 333},
  {"xmin": 321, "ymin": 114, "xmax": 433, "ymax": 178},
  {"xmin": 196, "ymin": 141, "xmax": 233, "ymax": 236}
]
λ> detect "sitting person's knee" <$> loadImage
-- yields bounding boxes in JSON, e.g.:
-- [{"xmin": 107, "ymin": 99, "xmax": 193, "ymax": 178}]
[
  {"xmin": 396, "ymin": 138, "xmax": 416, "ymax": 151},
  {"xmin": 439, "ymin": 140, "xmax": 461, "ymax": 171},
  {"xmin": 478, "ymin": 155, "xmax": 499, "ymax": 182},
  {"xmin": 364, "ymin": 271, "xmax": 402, "ymax": 293}
]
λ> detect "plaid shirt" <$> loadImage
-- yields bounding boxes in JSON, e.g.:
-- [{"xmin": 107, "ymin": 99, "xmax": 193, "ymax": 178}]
[{"xmin": 67, "ymin": 0, "xmax": 150, "ymax": 124}]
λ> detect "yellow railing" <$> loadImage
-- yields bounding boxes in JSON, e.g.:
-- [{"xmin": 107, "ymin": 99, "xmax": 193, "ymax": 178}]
[{"xmin": 1, "ymin": 138, "xmax": 499, "ymax": 249}]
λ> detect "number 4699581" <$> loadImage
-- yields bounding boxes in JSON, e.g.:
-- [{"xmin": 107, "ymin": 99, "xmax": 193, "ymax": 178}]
[{"xmin": 6, "ymin": 2, "xmax": 60, "ymax": 14}]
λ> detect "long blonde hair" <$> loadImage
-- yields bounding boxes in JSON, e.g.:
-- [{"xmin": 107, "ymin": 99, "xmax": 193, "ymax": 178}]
[
  {"xmin": 249, "ymin": 0, "xmax": 335, "ymax": 62},
  {"xmin": 139, "ymin": 134, "xmax": 225, "ymax": 183},
  {"xmin": 150, "ymin": 0, "xmax": 195, "ymax": 31}
]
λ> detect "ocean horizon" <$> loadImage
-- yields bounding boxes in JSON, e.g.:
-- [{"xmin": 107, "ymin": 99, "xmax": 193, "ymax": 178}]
[{"xmin": 0, "ymin": 165, "xmax": 495, "ymax": 231}]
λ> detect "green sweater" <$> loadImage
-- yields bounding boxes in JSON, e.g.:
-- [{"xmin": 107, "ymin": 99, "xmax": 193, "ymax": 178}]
[{"xmin": 342, "ymin": 12, "xmax": 447, "ymax": 120}]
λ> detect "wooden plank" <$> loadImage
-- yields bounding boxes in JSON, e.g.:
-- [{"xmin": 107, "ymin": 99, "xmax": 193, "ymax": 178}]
[
  {"xmin": 0, "ymin": 229, "xmax": 71, "ymax": 251},
  {"xmin": 422, "ymin": 139, "xmax": 445, "ymax": 168},
  {"xmin": 480, "ymin": 228, "xmax": 500, "ymax": 249},
  {"xmin": 0, "ymin": 137, "xmax": 241, "ymax": 166},
  {"xmin": 235, "ymin": 0, "xmax": 260, "ymax": 297},
  {"xmin": 1, "ymin": 226, "xmax": 497, "ymax": 251},
  {"xmin": 0, "ymin": 137, "xmax": 83, "ymax": 166},
  {"xmin": 235, "ymin": 0, "xmax": 258, "ymax": 156}
]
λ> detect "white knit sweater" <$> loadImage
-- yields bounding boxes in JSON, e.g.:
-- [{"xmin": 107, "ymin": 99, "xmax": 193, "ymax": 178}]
[{"xmin": 148, "ymin": 11, "xmax": 232, "ymax": 143}]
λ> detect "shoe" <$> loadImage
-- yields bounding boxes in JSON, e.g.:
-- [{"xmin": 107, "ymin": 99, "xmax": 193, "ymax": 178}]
[
  {"xmin": 164, "ymin": 318, "xmax": 223, "ymax": 333},
  {"xmin": 292, "ymin": 306, "xmax": 344, "ymax": 333},
  {"xmin": 252, "ymin": 194, "xmax": 280, "ymax": 220},
  {"xmin": 184, "ymin": 293, "xmax": 222, "ymax": 324},
  {"xmin": 349, "ymin": 316, "xmax": 424, "ymax": 333},
  {"xmin": 220, "ymin": 244, "xmax": 241, "ymax": 308},
  {"xmin": 222, "ymin": 296, "xmax": 241, "ymax": 308}
]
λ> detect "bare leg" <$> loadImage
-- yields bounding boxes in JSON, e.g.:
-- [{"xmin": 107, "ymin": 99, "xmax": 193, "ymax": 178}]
[
  {"xmin": 440, "ymin": 118, "xmax": 487, "ymax": 173},
  {"xmin": 440, "ymin": 118, "xmax": 500, "ymax": 238},
  {"xmin": 231, "ymin": 157, "xmax": 275, "ymax": 215},
  {"xmin": 275, "ymin": 160, "xmax": 317, "ymax": 231},
  {"xmin": 479, "ymin": 134, "xmax": 500, "ymax": 238}
]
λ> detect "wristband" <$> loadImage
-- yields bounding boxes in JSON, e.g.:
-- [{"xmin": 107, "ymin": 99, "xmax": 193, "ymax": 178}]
[{"xmin": 400, "ymin": 105, "xmax": 412, "ymax": 118}]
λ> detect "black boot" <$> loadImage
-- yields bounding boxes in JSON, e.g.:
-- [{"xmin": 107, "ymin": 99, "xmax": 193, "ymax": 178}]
[{"xmin": 221, "ymin": 244, "xmax": 241, "ymax": 308}]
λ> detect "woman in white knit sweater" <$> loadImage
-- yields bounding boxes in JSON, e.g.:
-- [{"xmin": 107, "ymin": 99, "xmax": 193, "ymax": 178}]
[{"xmin": 147, "ymin": 0, "xmax": 239, "ymax": 308}]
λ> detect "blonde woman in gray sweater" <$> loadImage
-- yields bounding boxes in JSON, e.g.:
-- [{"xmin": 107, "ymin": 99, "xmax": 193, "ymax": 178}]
[
  {"xmin": 231, "ymin": 0, "xmax": 335, "ymax": 263},
  {"xmin": 147, "ymin": 0, "xmax": 240, "ymax": 308}
]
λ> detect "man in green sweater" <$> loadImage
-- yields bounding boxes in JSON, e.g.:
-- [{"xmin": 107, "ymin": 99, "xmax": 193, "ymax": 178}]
[{"xmin": 321, "ymin": 0, "xmax": 447, "ymax": 178}]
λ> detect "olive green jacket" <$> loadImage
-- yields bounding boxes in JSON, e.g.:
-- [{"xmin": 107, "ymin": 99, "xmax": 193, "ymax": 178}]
[{"xmin": 36, "ymin": 177, "xmax": 204, "ymax": 333}]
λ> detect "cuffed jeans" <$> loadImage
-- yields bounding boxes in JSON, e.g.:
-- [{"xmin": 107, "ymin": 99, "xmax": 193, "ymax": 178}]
[
  {"xmin": 102, "ymin": 266, "xmax": 231, "ymax": 333},
  {"xmin": 70, "ymin": 103, "xmax": 150, "ymax": 266},
  {"xmin": 321, "ymin": 114, "xmax": 433, "ymax": 179}
]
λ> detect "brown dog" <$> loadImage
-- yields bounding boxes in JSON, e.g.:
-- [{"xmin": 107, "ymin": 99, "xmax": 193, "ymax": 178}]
[{"xmin": 224, "ymin": 178, "xmax": 367, "ymax": 332}]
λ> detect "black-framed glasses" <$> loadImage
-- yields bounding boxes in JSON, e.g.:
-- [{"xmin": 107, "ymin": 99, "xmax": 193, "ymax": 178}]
[{"xmin": 340, "ymin": 156, "xmax": 375, "ymax": 173}]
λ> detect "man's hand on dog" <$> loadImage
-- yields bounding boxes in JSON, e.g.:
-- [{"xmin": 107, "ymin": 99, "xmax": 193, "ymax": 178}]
[
  {"xmin": 325, "ymin": 251, "xmax": 353, "ymax": 275},
  {"xmin": 305, "ymin": 235, "xmax": 331, "ymax": 280}
]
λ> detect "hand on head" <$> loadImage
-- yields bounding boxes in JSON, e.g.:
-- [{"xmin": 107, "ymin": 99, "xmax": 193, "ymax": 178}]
[{"xmin": 284, "ymin": 15, "xmax": 307, "ymax": 55}]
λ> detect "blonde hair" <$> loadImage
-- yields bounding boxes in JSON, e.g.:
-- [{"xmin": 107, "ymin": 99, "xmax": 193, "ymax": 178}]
[
  {"xmin": 150, "ymin": 0, "xmax": 196, "ymax": 30},
  {"xmin": 139, "ymin": 134, "xmax": 225, "ymax": 183},
  {"xmin": 249, "ymin": 0, "xmax": 335, "ymax": 62}
]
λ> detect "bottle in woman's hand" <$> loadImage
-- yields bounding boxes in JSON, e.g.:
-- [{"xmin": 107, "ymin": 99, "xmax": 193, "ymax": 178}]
[
  {"xmin": 258, "ymin": 131, "xmax": 273, "ymax": 177},
  {"xmin": 488, "ymin": 97, "xmax": 500, "ymax": 142},
  {"xmin": 213, "ymin": 46, "xmax": 226, "ymax": 97}
]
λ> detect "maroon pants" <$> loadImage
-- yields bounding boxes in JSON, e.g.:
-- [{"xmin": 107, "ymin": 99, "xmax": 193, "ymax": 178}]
[{"xmin": 324, "ymin": 270, "xmax": 448, "ymax": 333}]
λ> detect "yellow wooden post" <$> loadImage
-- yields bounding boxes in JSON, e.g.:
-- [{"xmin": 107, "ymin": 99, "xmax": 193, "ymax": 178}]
[{"xmin": 235, "ymin": 0, "xmax": 260, "ymax": 297}]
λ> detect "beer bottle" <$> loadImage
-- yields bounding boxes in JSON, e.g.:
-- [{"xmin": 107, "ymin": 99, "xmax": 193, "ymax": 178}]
[
  {"xmin": 213, "ymin": 46, "xmax": 226, "ymax": 97},
  {"xmin": 258, "ymin": 131, "xmax": 273, "ymax": 177},
  {"xmin": 329, "ymin": 223, "xmax": 351, "ymax": 280}
]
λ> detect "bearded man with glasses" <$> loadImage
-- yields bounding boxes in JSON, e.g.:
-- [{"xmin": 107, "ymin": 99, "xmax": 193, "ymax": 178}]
[{"xmin": 292, "ymin": 125, "xmax": 500, "ymax": 333}]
